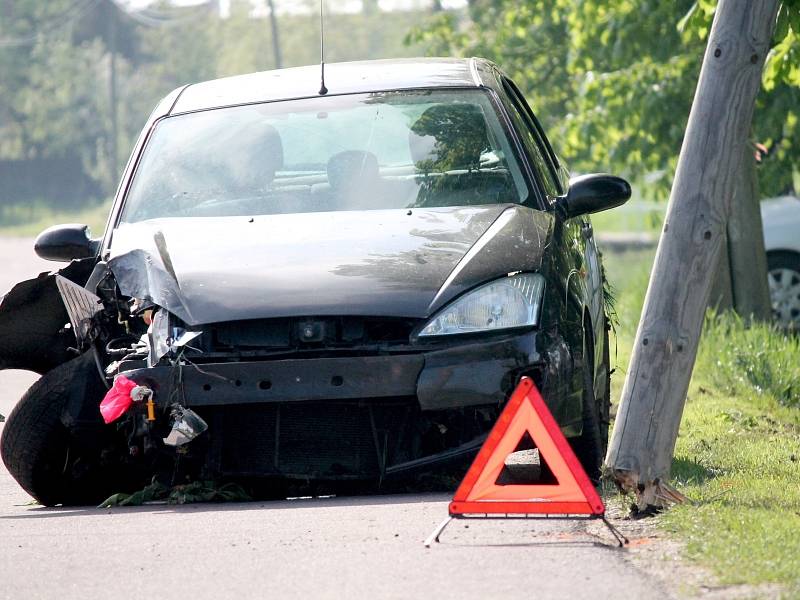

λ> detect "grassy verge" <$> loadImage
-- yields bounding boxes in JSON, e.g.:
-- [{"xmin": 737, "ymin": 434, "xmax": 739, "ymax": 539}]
[
  {"xmin": 602, "ymin": 246, "xmax": 800, "ymax": 593},
  {"xmin": 592, "ymin": 202, "xmax": 665, "ymax": 234},
  {"xmin": 664, "ymin": 316, "xmax": 800, "ymax": 591},
  {"xmin": 601, "ymin": 246, "xmax": 654, "ymax": 385},
  {"xmin": 0, "ymin": 202, "xmax": 111, "ymax": 238}
]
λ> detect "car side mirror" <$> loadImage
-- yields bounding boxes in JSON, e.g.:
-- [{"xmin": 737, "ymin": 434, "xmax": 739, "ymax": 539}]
[
  {"xmin": 556, "ymin": 174, "xmax": 631, "ymax": 219},
  {"xmin": 34, "ymin": 223, "xmax": 99, "ymax": 262}
]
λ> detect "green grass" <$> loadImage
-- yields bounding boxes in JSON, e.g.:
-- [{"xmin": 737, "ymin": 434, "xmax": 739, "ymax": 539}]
[
  {"xmin": 663, "ymin": 390, "xmax": 800, "ymax": 587},
  {"xmin": 601, "ymin": 247, "xmax": 654, "ymax": 387},
  {"xmin": 602, "ymin": 248, "xmax": 800, "ymax": 591},
  {"xmin": 0, "ymin": 202, "xmax": 111, "ymax": 237},
  {"xmin": 698, "ymin": 313, "xmax": 800, "ymax": 408},
  {"xmin": 592, "ymin": 202, "xmax": 665, "ymax": 234}
]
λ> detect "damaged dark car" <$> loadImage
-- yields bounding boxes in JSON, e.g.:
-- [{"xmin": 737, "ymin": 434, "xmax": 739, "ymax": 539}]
[{"xmin": 0, "ymin": 58, "xmax": 630, "ymax": 505}]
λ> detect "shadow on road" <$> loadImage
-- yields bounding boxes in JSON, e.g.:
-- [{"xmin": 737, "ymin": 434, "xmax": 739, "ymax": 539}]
[{"xmin": 0, "ymin": 491, "xmax": 452, "ymax": 520}]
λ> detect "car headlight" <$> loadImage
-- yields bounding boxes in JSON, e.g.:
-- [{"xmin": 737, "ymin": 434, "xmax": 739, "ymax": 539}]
[{"xmin": 418, "ymin": 273, "xmax": 546, "ymax": 337}]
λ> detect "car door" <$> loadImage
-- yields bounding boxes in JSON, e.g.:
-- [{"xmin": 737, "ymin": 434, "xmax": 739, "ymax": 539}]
[
  {"xmin": 500, "ymin": 78, "xmax": 604, "ymax": 355},
  {"xmin": 496, "ymin": 78, "xmax": 586, "ymax": 426}
]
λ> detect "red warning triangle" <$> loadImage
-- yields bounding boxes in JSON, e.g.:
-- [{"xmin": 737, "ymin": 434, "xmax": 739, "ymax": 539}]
[{"xmin": 449, "ymin": 377, "xmax": 605, "ymax": 516}]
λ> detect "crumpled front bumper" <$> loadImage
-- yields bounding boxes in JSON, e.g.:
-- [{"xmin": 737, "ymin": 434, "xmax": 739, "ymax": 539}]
[
  {"xmin": 122, "ymin": 329, "xmax": 578, "ymax": 430},
  {"xmin": 124, "ymin": 354, "xmax": 426, "ymax": 406}
]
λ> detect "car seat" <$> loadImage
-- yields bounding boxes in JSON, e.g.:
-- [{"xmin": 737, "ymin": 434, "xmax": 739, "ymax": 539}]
[{"xmin": 325, "ymin": 150, "xmax": 383, "ymax": 210}]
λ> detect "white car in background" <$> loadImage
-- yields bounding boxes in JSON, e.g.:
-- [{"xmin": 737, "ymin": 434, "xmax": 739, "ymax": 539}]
[{"xmin": 762, "ymin": 195, "xmax": 800, "ymax": 329}]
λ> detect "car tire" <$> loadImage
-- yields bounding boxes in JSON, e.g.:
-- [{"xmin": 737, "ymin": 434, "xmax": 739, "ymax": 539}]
[
  {"xmin": 1, "ymin": 358, "xmax": 111, "ymax": 506},
  {"xmin": 571, "ymin": 332, "xmax": 605, "ymax": 484},
  {"xmin": 767, "ymin": 251, "xmax": 800, "ymax": 329}
]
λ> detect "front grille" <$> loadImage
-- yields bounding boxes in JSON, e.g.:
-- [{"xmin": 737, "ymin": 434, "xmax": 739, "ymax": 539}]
[
  {"xmin": 214, "ymin": 320, "xmax": 292, "ymax": 349},
  {"xmin": 208, "ymin": 316, "xmax": 421, "ymax": 352},
  {"xmin": 202, "ymin": 399, "xmax": 416, "ymax": 479}
]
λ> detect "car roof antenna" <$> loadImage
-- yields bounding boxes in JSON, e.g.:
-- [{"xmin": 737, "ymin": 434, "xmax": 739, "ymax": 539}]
[{"xmin": 318, "ymin": 0, "xmax": 328, "ymax": 95}]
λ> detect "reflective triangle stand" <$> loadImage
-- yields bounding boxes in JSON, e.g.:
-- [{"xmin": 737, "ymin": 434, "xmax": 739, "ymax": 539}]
[
  {"xmin": 423, "ymin": 378, "xmax": 630, "ymax": 549},
  {"xmin": 423, "ymin": 514, "xmax": 629, "ymax": 548}
]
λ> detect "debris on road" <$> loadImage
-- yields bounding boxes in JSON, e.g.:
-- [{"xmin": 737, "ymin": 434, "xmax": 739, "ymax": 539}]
[{"xmin": 98, "ymin": 480, "xmax": 251, "ymax": 508}]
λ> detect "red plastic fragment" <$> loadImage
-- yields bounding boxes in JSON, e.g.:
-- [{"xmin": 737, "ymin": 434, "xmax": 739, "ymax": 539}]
[{"xmin": 99, "ymin": 375, "xmax": 137, "ymax": 424}]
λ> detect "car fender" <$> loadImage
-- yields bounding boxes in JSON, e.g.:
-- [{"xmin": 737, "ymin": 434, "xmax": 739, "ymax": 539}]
[{"xmin": 425, "ymin": 205, "xmax": 554, "ymax": 316}]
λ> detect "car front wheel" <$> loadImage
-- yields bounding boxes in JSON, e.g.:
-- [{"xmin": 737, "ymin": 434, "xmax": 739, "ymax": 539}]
[
  {"xmin": 571, "ymin": 333, "xmax": 606, "ymax": 484},
  {"xmin": 1, "ymin": 356, "xmax": 118, "ymax": 506}
]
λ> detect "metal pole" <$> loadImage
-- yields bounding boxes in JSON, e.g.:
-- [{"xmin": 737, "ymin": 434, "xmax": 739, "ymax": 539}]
[{"xmin": 266, "ymin": 0, "xmax": 282, "ymax": 69}]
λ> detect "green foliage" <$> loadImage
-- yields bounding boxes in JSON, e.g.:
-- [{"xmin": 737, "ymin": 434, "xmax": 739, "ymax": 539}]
[
  {"xmin": 0, "ymin": 1, "xmax": 118, "ymax": 194},
  {"xmin": 407, "ymin": 0, "xmax": 571, "ymax": 136},
  {"xmin": 765, "ymin": 1, "xmax": 800, "ymax": 90},
  {"xmin": 5, "ymin": 0, "xmax": 799, "ymax": 214},
  {"xmin": 98, "ymin": 479, "xmax": 252, "ymax": 507},
  {"xmin": 412, "ymin": 0, "xmax": 800, "ymax": 199},
  {"xmin": 697, "ymin": 312, "xmax": 800, "ymax": 408}
]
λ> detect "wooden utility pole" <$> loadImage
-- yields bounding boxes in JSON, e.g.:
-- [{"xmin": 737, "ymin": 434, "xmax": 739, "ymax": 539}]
[{"xmin": 605, "ymin": 0, "xmax": 779, "ymax": 510}]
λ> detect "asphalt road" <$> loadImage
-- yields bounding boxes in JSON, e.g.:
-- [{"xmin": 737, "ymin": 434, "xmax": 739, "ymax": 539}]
[{"xmin": 0, "ymin": 236, "xmax": 670, "ymax": 600}]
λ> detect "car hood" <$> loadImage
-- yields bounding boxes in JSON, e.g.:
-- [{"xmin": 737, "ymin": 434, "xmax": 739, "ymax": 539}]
[{"xmin": 107, "ymin": 206, "xmax": 553, "ymax": 326}]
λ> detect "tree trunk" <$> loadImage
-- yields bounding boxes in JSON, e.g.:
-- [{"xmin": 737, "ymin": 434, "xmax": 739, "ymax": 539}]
[
  {"xmin": 605, "ymin": 0, "xmax": 779, "ymax": 510},
  {"xmin": 728, "ymin": 150, "xmax": 772, "ymax": 321},
  {"xmin": 708, "ymin": 148, "xmax": 772, "ymax": 320}
]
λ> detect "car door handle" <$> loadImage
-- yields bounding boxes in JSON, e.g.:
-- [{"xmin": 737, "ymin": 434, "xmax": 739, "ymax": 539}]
[{"xmin": 581, "ymin": 222, "xmax": 593, "ymax": 240}]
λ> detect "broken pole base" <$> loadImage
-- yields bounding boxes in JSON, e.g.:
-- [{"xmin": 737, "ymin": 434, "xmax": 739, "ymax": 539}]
[{"xmin": 612, "ymin": 471, "xmax": 689, "ymax": 515}]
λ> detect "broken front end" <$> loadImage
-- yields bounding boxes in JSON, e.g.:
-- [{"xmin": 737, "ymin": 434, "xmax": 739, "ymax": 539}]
[{"xmin": 0, "ymin": 252, "xmax": 579, "ymax": 504}]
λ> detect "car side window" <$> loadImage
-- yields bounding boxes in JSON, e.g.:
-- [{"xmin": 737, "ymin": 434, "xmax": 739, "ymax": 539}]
[{"xmin": 500, "ymin": 80, "xmax": 563, "ymax": 199}]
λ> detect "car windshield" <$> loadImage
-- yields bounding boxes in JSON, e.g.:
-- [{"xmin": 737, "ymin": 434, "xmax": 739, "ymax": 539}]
[{"xmin": 120, "ymin": 89, "xmax": 529, "ymax": 223}]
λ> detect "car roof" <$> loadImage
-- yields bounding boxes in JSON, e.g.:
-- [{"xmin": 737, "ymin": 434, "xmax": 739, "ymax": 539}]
[{"xmin": 169, "ymin": 58, "xmax": 499, "ymax": 115}]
